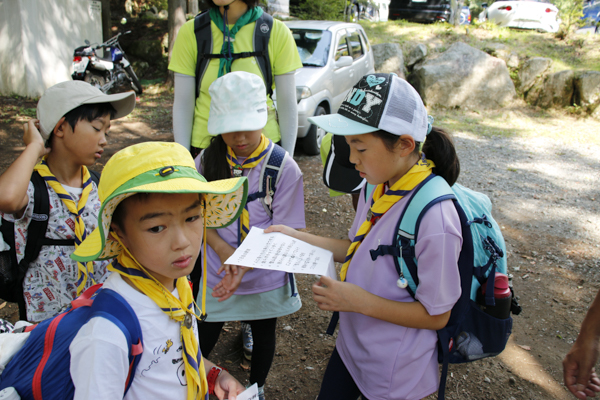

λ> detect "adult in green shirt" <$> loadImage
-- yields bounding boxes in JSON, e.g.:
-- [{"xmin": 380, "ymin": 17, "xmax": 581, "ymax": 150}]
[{"xmin": 169, "ymin": 0, "xmax": 302, "ymax": 158}]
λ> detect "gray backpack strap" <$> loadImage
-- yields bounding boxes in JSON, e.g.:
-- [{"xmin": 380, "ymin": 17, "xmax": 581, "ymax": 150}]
[
  {"xmin": 252, "ymin": 12, "xmax": 273, "ymax": 98},
  {"xmin": 257, "ymin": 142, "xmax": 287, "ymax": 219},
  {"xmin": 194, "ymin": 10, "xmax": 213, "ymax": 99}
]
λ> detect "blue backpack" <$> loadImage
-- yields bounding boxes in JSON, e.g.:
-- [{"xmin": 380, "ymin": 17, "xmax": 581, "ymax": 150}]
[
  {"xmin": 364, "ymin": 175, "xmax": 521, "ymax": 400},
  {"xmin": 0, "ymin": 284, "xmax": 143, "ymax": 399}
]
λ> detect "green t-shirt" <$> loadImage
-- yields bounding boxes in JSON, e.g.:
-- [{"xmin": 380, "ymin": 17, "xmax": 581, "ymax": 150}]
[{"xmin": 169, "ymin": 16, "xmax": 302, "ymax": 149}]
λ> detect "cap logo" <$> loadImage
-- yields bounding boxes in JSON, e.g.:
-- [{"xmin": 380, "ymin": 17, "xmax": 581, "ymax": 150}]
[
  {"xmin": 346, "ymin": 88, "xmax": 383, "ymax": 113},
  {"xmin": 366, "ymin": 75, "xmax": 386, "ymax": 87},
  {"xmin": 260, "ymin": 23, "xmax": 270, "ymax": 33}
]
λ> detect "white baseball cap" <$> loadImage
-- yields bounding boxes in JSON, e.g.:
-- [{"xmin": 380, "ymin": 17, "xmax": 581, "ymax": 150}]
[
  {"xmin": 207, "ymin": 71, "xmax": 268, "ymax": 136},
  {"xmin": 37, "ymin": 81, "xmax": 136, "ymax": 140},
  {"xmin": 308, "ymin": 73, "xmax": 429, "ymax": 142}
]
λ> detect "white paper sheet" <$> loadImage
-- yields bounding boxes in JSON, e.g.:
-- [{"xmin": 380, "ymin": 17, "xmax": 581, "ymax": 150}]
[
  {"xmin": 234, "ymin": 383, "xmax": 259, "ymax": 400},
  {"xmin": 224, "ymin": 227, "xmax": 337, "ymax": 280}
]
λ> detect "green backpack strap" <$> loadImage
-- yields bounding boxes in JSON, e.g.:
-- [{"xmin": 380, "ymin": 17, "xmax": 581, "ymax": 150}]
[{"xmin": 396, "ymin": 175, "xmax": 455, "ymax": 296}]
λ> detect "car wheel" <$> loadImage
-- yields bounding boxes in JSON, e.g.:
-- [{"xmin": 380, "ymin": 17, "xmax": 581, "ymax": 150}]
[{"xmin": 303, "ymin": 106, "xmax": 327, "ymax": 156}]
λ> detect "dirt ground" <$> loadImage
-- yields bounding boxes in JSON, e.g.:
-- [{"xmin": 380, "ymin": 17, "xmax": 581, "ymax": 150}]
[{"xmin": 1, "ymin": 88, "xmax": 599, "ymax": 400}]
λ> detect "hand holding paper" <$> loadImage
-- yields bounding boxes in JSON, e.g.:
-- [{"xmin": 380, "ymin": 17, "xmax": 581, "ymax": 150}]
[{"xmin": 224, "ymin": 227, "xmax": 337, "ymax": 280}]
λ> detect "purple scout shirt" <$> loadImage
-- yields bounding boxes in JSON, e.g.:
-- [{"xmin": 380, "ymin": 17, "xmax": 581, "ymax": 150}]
[
  {"xmin": 337, "ymin": 184, "xmax": 462, "ymax": 400},
  {"xmin": 195, "ymin": 148, "xmax": 306, "ymax": 295}
]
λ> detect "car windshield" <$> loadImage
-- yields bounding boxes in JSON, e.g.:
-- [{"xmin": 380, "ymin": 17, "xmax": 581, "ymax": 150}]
[{"xmin": 290, "ymin": 29, "xmax": 332, "ymax": 67}]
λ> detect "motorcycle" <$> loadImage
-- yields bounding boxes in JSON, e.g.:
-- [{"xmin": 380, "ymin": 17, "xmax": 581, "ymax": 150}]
[{"xmin": 71, "ymin": 31, "xmax": 143, "ymax": 95}]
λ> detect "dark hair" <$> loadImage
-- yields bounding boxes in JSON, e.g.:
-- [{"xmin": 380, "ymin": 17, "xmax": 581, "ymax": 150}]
[
  {"xmin": 372, "ymin": 127, "xmax": 460, "ymax": 186},
  {"xmin": 63, "ymin": 103, "xmax": 117, "ymax": 132},
  {"xmin": 416, "ymin": 127, "xmax": 460, "ymax": 186},
  {"xmin": 111, "ymin": 193, "xmax": 151, "ymax": 234},
  {"xmin": 206, "ymin": 0, "xmax": 259, "ymax": 8},
  {"xmin": 47, "ymin": 103, "xmax": 116, "ymax": 147},
  {"xmin": 202, "ymin": 135, "xmax": 232, "ymax": 182}
]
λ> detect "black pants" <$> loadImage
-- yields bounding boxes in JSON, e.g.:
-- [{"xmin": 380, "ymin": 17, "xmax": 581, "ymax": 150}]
[
  {"xmin": 318, "ymin": 347, "xmax": 369, "ymax": 400},
  {"xmin": 199, "ymin": 318, "xmax": 277, "ymax": 387}
]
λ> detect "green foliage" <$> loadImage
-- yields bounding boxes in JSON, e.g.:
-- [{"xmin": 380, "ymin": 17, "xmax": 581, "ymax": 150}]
[
  {"xmin": 291, "ymin": 0, "xmax": 346, "ymax": 21},
  {"xmin": 554, "ymin": 0, "xmax": 585, "ymax": 38}
]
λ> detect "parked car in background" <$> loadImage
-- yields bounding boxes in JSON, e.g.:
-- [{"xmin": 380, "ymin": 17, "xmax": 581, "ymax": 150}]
[
  {"xmin": 388, "ymin": 0, "xmax": 452, "ymax": 23},
  {"xmin": 582, "ymin": 0, "xmax": 600, "ymax": 32},
  {"xmin": 283, "ymin": 21, "xmax": 375, "ymax": 155},
  {"xmin": 460, "ymin": 5, "xmax": 471, "ymax": 24},
  {"xmin": 479, "ymin": 0, "xmax": 560, "ymax": 33}
]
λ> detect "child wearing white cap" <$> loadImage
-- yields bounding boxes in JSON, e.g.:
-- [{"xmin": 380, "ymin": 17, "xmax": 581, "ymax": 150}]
[
  {"xmin": 0, "ymin": 81, "xmax": 136, "ymax": 323},
  {"xmin": 267, "ymin": 73, "xmax": 463, "ymax": 400},
  {"xmin": 194, "ymin": 71, "xmax": 305, "ymax": 400}
]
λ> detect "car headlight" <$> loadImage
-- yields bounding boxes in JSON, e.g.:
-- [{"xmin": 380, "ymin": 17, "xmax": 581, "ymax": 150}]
[{"xmin": 296, "ymin": 86, "xmax": 312, "ymax": 103}]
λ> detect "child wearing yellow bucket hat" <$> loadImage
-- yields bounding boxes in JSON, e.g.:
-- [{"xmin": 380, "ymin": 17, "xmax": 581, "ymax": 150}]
[{"xmin": 68, "ymin": 141, "xmax": 248, "ymax": 400}]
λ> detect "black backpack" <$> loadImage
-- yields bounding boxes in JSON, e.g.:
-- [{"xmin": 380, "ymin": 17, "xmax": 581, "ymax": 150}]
[
  {"xmin": 193, "ymin": 10, "xmax": 273, "ymax": 99},
  {"xmin": 0, "ymin": 170, "xmax": 100, "ymax": 320}
]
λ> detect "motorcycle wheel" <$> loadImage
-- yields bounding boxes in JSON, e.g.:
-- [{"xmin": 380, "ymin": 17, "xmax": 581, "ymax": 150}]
[
  {"xmin": 125, "ymin": 65, "xmax": 143, "ymax": 95},
  {"xmin": 84, "ymin": 72, "xmax": 106, "ymax": 92}
]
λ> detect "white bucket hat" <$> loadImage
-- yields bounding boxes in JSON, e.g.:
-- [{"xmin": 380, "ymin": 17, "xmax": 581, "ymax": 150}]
[
  {"xmin": 37, "ymin": 80, "xmax": 136, "ymax": 140},
  {"xmin": 207, "ymin": 71, "xmax": 268, "ymax": 136}
]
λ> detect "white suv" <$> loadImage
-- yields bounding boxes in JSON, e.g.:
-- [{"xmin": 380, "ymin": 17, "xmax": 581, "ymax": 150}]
[{"xmin": 283, "ymin": 21, "xmax": 375, "ymax": 155}]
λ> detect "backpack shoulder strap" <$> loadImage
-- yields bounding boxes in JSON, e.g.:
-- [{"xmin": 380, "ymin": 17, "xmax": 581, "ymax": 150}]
[
  {"xmin": 257, "ymin": 142, "xmax": 287, "ymax": 219},
  {"xmin": 252, "ymin": 12, "xmax": 273, "ymax": 98},
  {"xmin": 90, "ymin": 288, "xmax": 144, "ymax": 395},
  {"xmin": 89, "ymin": 169, "xmax": 100, "ymax": 186},
  {"xmin": 23, "ymin": 171, "xmax": 52, "ymax": 264},
  {"xmin": 363, "ymin": 182, "xmax": 376, "ymax": 203},
  {"xmin": 194, "ymin": 10, "xmax": 213, "ymax": 99}
]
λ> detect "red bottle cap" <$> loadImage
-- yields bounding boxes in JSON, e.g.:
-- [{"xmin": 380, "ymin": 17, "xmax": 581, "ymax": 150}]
[{"xmin": 482, "ymin": 272, "xmax": 511, "ymax": 298}]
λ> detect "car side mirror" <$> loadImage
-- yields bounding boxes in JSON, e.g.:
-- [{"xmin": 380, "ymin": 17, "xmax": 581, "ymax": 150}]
[
  {"xmin": 481, "ymin": 3, "xmax": 488, "ymax": 8},
  {"xmin": 335, "ymin": 56, "xmax": 353, "ymax": 69}
]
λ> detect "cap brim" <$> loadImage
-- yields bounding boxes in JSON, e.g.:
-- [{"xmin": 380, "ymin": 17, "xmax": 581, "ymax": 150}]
[
  {"xmin": 308, "ymin": 114, "xmax": 378, "ymax": 136},
  {"xmin": 208, "ymin": 111, "xmax": 267, "ymax": 136},
  {"xmin": 82, "ymin": 91, "xmax": 136, "ymax": 120},
  {"xmin": 72, "ymin": 175, "xmax": 248, "ymax": 262}
]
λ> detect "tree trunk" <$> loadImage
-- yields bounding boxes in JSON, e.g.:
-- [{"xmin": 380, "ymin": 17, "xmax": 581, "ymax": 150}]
[
  {"xmin": 101, "ymin": 0, "xmax": 112, "ymax": 42},
  {"xmin": 188, "ymin": 0, "xmax": 199, "ymax": 16},
  {"xmin": 167, "ymin": 0, "xmax": 187, "ymax": 86}
]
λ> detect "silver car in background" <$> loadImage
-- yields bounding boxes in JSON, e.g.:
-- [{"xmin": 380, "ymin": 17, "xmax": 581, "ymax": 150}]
[{"xmin": 283, "ymin": 21, "xmax": 375, "ymax": 155}]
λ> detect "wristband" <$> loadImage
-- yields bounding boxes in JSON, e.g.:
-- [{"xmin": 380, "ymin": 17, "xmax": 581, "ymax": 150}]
[{"xmin": 207, "ymin": 365, "xmax": 225, "ymax": 395}]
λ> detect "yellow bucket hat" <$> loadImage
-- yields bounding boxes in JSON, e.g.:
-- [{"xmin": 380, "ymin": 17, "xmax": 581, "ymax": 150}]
[{"xmin": 72, "ymin": 141, "xmax": 248, "ymax": 262}]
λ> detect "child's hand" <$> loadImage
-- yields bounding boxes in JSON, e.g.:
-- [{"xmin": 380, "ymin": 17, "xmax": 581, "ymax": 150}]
[
  {"xmin": 23, "ymin": 119, "xmax": 49, "ymax": 157},
  {"xmin": 212, "ymin": 265, "xmax": 249, "ymax": 302},
  {"xmin": 312, "ymin": 275, "xmax": 366, "ymax": 313},
  {"xmin": 213, "ymin": 370, "xmax": 245, "ymax": 400},
  {"xmin": 264, "ymin": 224, "xmax": 297, "ymax": 238}
]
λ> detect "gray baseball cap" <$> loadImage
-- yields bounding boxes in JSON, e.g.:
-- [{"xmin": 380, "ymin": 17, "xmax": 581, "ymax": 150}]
[{"xmin": 36, "ymin": 81, "xmax": 136, "ymax": 139}]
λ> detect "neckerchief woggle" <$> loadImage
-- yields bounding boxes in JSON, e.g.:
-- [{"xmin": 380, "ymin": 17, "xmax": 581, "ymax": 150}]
[
  {"xmin": 209, "ymin": 6, "xmax": 263, "ymax": 77},
  {"xmin": 108, "ymin": 231, "xmax": 208, "ymax": 400},
  {"xmin": 340, "ymin": 154, "xmax": 435, "ymax": 281},
  {"xmin": 34, "ymin": 157, "xmax": 95, "ymax": 295},
  {"xmin": 226, "ymin": 134, "xmax": 271, "ymax": 244}
]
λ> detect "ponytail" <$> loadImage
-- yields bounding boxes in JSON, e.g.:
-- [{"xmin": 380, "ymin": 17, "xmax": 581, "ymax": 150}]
[
  {"xmin": 417, "ymin": 127, "xmax": 460, "ymax": 186},
  {"xmin": 202, "ymin": 135, "xmax": 231, "ymax": 182}
]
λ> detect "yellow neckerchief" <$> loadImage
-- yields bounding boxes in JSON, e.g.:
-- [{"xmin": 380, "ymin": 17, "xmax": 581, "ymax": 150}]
[
  {"xmin": 34, "ymin": 157, "xmax": 95, "ymax": 295},
  {"xmin": 226, "ymin": 134, "xmax": 271, "ymax": 243},
  {"xmin": 108, "ymin": 236, "xmax": 208, "ymax": 400},
  {"xmin": 340, "ymin": 155, "xmax": 435, "ymax": 281}
]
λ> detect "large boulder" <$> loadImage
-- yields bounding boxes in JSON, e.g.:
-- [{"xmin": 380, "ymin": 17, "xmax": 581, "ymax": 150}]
[
  {"xmin": 574, "ymin": 71, "xmax": 600, "ymax": 112},
  {"xmin": 372, "ymin": 43, "xmax": 407, "ymax": 79},
  {"xmin": 536, "ymin": 70, "xmax": 575, "ymax": 109},
  {"xmin": 519, "ymin": 57, "xmax": 552, "ymax": 93},
  {"xmin": 409, "ymin": 42, "xmax": 516, "ymax": 109}
]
